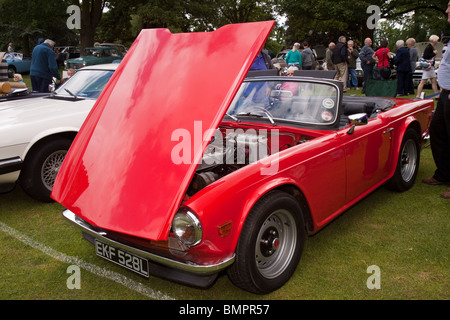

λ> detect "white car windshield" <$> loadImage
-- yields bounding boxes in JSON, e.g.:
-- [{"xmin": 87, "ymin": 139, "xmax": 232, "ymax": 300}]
[
  {"xmin": 227, "ymin": 79, "xmax": 339, "ymax": 125},
  {"xmin": 55, "ymin": 69, "xmax": 114, "ymax": 99}
]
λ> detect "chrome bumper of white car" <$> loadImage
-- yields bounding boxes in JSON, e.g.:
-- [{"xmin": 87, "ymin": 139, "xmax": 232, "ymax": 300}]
[
  {"xmin": 0, "ymin": 157, "xmax": 22, "ymax": 193},
  {"xmin": 62, "ymin": 209, "xmax": 235, "ymax": 279},
  {"xmin": 0, "ymin": 156, "xmax": 22, "ymax": 175}
]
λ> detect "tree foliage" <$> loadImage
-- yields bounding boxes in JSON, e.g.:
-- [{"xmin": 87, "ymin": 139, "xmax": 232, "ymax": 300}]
[
  {"xmin": 0, "ymin": 0, "xmax": 75, "ymax": 55},
  {"xmin": 0, "ymin": 0, "xmax": 449, "ymax": 55},
  {"xmin": 280, "ymin": 0, "xmax": 450, "ymax": 48}
]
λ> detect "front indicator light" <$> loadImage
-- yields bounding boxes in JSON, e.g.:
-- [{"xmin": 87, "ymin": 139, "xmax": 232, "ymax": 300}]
[
  {"xmin": 217, "ymin": 221, "xmax": 232, "ymax": 237},
  {"xmin": 172, "ymin": 208, "xmax": 202, "ymax": 246}
]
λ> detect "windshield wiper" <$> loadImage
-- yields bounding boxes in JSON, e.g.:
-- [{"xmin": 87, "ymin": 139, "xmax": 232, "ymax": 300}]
[
  {"xmin": 65, "ymin": 88, "xmax": 78, "ymax": 99},
  {"xmin": 226, "ymin": 113, "xmax": 240, "ymax": 122},
  {"xmin": 237, "ymin": 107, "xmax": 276, "ymax": 126}
]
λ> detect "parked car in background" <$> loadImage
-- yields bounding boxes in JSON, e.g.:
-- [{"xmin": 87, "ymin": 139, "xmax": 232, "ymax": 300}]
[
  {"xmin": 52, "ymin": 22, "xmax": 434, "ymax": 295},
  {"xmin": 55, "ymin": 46, "xmax": 80, "ymax": 66},
  {"xmin": 4, "ymin": 52, "xmax": 31, "ymax": 78},
  {"xmin": 64, "ymin": 47, "xmax": 124, "ymax": 70},
  {"xmin": 99, "ymin": 43, "xmax": 128, "ymax": 55},
  {"xmin": 0, "ymin": 63, "xmax": 118, "ymax": 201},
  {"xmin": 271, "ymin": 49, "xmax": 289, "ymax": 71}
]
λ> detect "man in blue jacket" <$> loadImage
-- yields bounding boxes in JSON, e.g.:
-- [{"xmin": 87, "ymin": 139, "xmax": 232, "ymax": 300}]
[
  {"xmin": 359, "ymin": 38, "xmax": 376, "ymax": 94},
  {"xmin": 30, "ymin": 39, "xmax": 61, "ymax": 92}
]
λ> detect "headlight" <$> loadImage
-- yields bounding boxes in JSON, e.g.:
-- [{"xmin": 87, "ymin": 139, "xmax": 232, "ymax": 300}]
[
  {"xmin": 172, "ymin": 208, "xmax": 202, "ymax": 246},
  {"xmin": 82, "ymin": 61, "xmax": 86, "ymax": 66}
]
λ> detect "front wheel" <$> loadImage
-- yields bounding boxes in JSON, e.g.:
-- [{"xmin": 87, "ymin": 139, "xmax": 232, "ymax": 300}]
[
  {"xmin": 227, "ymin": 191, "xmax": 305, "ymax": 294},
  {"xmin": 20, "ymin": 138, "xmax": 72, "ymax": 202},
  {"xmin": 386, "ymin": 128, "xmax": 420, "ymax": 192}
]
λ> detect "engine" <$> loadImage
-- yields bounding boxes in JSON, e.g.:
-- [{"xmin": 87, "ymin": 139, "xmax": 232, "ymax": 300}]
[{"xmin": 186, "ymin": 130, "xmax": 270, "ymax": 197}]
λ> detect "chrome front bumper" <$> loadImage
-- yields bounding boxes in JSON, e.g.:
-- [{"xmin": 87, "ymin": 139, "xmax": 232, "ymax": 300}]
[
  {"xmin": 62, "ymin": 209, "xmax": 235, "ymax": 277},
  {"xmin": 0, "ymin": 156, "xmax": 22, "ymax": 175}
]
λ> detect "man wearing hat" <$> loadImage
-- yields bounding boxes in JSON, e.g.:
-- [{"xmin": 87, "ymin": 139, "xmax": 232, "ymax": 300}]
[{"xmin": 30, "ymin": 38, "xmax": 61, "ymax": 92}]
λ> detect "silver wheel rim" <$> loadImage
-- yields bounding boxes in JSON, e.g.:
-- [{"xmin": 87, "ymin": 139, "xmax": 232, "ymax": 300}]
[
  {"xmin": 255, "ymin": 209, "xmax": 297, "ymax": 279},
  {"xmin": 400, "ymin": 139, "xmax": 417, "ymax": 183},
  {"xmin": 41, "ymin": 150, "xmax": 67, "ymax": 190}
]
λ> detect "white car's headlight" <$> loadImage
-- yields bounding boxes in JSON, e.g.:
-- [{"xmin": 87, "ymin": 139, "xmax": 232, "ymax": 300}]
[{"xmin": 172, "ymin": 208, "xmax": 202, "ymax": 246}]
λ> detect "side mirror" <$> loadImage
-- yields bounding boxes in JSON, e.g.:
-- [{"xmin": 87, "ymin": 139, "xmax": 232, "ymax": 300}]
[{"xmin": 347, "ymin": 113, "xmax": 368, "ymax": 134}]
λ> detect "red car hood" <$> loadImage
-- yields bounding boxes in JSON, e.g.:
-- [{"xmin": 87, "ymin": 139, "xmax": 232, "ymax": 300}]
[{"xmin": 52, "ymin": 21, "xmax": 275, "ymax": 240}]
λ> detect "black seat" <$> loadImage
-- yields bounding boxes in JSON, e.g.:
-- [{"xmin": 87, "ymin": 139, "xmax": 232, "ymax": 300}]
[{"xmin": 342, "ymin": 102, "xmax": 375, "ymax": 116}]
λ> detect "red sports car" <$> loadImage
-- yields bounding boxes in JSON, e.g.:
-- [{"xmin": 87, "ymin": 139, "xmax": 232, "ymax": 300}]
[{"xmin": 52, "ymin": 21, "xmax": 434, "ymax": 294}]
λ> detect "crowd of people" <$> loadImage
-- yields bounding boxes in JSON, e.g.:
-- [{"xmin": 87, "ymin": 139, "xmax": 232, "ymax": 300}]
[
  {"xmin": 322, "ymin": 34, "xmax": 443, "ymax": 98},
  {"xmin": 284, "ymin": 6, "xmax": 450, "ymax": 200},
  {"xmin": 285, "ymin": 41, "xmax": 315, "ymax": 70}
]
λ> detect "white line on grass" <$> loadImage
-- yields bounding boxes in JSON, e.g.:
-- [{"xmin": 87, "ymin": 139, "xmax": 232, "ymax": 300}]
[{"xmin": 0, "ymin": 221, "xmax": 175, "ymax": 300}]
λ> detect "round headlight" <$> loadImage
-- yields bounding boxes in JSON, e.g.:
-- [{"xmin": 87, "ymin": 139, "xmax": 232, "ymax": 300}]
[{"xmin": 172, "ymin": 209, "xmax": 202, "ymax": 246}]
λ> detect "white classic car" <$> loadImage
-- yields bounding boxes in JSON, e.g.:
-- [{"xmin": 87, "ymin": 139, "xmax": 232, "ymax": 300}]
[{"xmin": 0, "ymin": 63, "xmax": 118, "ymax": 201}]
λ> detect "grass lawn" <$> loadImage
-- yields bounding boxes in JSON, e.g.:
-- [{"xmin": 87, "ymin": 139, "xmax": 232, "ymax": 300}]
[
  {"xmin": 0, "ymin": 147, "xmax": 448, "ymax": 301},
  {"xmin": 0, "ymin": 73, "xmax": 448, "ymax": 301}
]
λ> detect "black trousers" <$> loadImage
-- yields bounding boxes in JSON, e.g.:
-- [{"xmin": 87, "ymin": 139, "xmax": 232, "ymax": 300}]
[
  {"xmin": 397, "ymin": 71, "xmax": 409, "ymax": 95},
  {"xmin": 430, "ymin": 89, "xmax": 450, "ymax": 182},
  {"xmin": 407, "ymin": 72, "xmax": 415, "ymax": 94},
  {"xmin": 30, "ymin": 75, "xmax": 51, "ymax": 93}
]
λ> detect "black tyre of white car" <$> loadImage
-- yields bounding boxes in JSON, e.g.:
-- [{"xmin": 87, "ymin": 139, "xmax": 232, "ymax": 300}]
[
  {"xmin": 386, "ymin": 128, "xmax": 420, "ymax": 192},
  {"xmin": 20, "ymin": 138, "xmax": 72, "ymax": 202},
  {"xmin": 227, "ymin": 190, "xmax": 305, "ymax": 294}
]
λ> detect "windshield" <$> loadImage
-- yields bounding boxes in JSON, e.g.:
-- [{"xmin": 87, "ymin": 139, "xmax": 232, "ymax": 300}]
[
  {"xmin": 55, "ymin": 69, "xmax": 114, "ymax": 99},
  {"xmin": 227, "ymin": 79, "xmax": 339, "ymax": 125},
  {"xmin": 83, "ymin": 48, "xmax": 120, "ymax": 58}
]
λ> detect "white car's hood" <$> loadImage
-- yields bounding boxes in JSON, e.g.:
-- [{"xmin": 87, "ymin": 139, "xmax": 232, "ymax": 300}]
[
  {"xmin": 0, "ymin": 96, "xmax": 96, "ymax": 149},
  {"xmin": 0, "ymin": 96, "xmax": 95, "ymax": 127}
]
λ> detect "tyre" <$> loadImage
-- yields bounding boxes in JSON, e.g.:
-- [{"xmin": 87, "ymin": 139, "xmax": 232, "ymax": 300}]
[
  {"xmin": 20, "ymin": 138, "xmax": 72, "ymax": 202},
  {"xmin": 227, "ymin": 190, "xmax": 305, "ymax": 294},
  {"xmin": 386, "ymin": 128, "xmax": 420, "ymax": 192}
]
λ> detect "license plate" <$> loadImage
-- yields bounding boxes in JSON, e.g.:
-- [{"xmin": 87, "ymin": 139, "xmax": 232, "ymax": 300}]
[{"xmin": 95, "ymin": 239, "xmax": 149, "ymax": 278}]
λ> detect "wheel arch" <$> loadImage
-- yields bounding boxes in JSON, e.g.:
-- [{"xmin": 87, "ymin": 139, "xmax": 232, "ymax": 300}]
[
  {"xmin": 271, "ymin": 184, "xmax": 315, "ymax": 235},
  {"xmin": 389, "ymin": 119, "xmax": 421, "ymax": 174},
  {"xmin": 236, "ymin": 181, "xmax": 315, "ymax": 239},
  {"xmin": 22, "ymin": 131, "xmax": 77, "ymax": 166}
]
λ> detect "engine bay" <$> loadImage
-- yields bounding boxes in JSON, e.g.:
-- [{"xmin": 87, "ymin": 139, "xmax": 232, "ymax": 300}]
[{"xmin": 186, "ymin": 125, "xmax": 316, "ymax": 197}]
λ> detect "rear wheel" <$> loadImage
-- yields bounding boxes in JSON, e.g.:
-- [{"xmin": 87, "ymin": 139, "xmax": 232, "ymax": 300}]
[
  {"xmin": 386, "ymin": 128, "xmax": 420, "ymax": 192},
  {"xmin": 227, "ymin": 190, "xmax": 305, "ymax": 294},
  {"xmin": 20, "ymin": 138, "xmax": 72, "ymax": 202}
]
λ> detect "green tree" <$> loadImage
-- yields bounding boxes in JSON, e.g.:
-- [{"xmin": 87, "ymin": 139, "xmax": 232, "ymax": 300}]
[
  {"xmin": 0, "ymin": 0, "xmax": 75, "ymax": 55},
  {"xmin": 279, "ymin": 0, "xmax": 450, "ymax": 49},
  {"xmin": 280, "ymin": 0, "xmax": 386, "ymax": 47}
]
